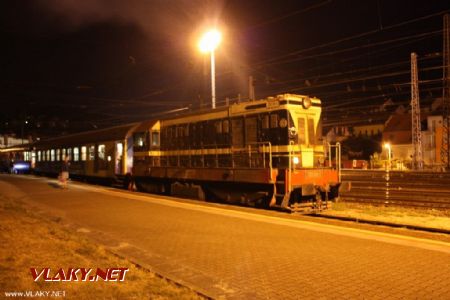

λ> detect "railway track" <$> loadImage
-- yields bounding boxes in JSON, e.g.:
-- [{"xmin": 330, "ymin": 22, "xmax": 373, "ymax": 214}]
[{"xmin": 340, "ymin": 169, "xmax": 450, "ymax": 209}]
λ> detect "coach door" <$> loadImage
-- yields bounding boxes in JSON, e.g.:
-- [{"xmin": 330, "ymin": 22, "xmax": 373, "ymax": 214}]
[
  {"xmin": 115, "ymin": 142, "xmax": 124, "ymax": 175},
  {"xmin": 85, "ymin": 145, "xmax": 95, "ymax": 175}
]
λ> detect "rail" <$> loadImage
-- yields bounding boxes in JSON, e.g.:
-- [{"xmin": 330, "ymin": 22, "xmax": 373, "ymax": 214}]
[{"xmin": 339, "ymin": 169, "xmax": 450, "ymax": 209}]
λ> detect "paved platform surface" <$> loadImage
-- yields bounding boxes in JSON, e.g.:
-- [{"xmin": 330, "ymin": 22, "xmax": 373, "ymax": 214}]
[{"xmin": 1, "ymin": 174, "xmax": 450, "ymax": 299}]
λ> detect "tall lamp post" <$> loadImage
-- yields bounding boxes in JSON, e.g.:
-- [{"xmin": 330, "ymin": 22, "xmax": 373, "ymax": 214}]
[
  {"xmin": 384, "ymin": 143, "xmax": 392, "ymax": 170},
  {"xmin": 199, "ymin": 29, "xmax": 221, "ymax": 109}
]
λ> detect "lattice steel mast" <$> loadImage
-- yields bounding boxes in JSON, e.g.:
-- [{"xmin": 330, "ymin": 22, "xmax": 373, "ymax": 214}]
[
  {"xmin": 411, "ymin": 52, "xmax": 423, "ymax": 170},
  {"xmin": 441, "ymin": 14, "xmax": 450, "ymax": 169}
]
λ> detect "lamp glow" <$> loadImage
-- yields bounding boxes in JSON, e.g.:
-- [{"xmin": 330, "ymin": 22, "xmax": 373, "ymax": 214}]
[{"xmin": 199, "ymin": 29, "xmax": 221, "ymax": 53}]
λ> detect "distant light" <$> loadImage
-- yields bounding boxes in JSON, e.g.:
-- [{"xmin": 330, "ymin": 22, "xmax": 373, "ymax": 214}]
[
  {"xmin": 293, "ymin": 156, "xmax": 300, "ymax": 165},
  {"xmin": 384, "ymin": 143, "xmax": 391, "ymax": 149},
  {"xmin": 25, "ymin": 121, "xmax": 28, "ymax": 124},
  {"xmin": 199, "ymin": 29, "xmax": 221, "ymax": 53},
  {"xmin": 13, "ymin": 162, "xmax": 30, "ymax": 170},
  {"xmin": 107, "ymin": 156, "xmax": 112, "ymax": 162}
]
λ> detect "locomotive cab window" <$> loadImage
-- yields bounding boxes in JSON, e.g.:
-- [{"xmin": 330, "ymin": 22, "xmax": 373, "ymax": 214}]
[
  {"xmin": 307, "ymin": 118, "xmax": 315, "ymax": 145},
  {"xmin": 262, "ymin": 115, "xmax": 269, "ymax": 129},
  {"xmin": 151, "ymin": 131, "xmax": 160, "ymax": 147},
  {"xmin": 133, "ymin": 132, "xmax": 148, "ymax": 151},
  {"xmin": 298, "ymin": 118, "xmax": 306, "ymax": 144},
  {"xmin": 270, "ymin": 114, "xmax": 278, "ymax": 128}
]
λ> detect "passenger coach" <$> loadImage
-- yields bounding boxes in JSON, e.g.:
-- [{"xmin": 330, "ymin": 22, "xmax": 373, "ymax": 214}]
[{"xmin": 32, "ymin": 123, "xmax": 138, "ymax": 186}]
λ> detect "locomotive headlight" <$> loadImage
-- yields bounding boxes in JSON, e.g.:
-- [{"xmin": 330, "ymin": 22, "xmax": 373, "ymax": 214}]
[
  {"xmin": 293, "ymin": 156, "xmax": 300, "ymax": 165},
  {"xmin": 302, "ymin": 97, "xmax": 312, "ymax": 109}
]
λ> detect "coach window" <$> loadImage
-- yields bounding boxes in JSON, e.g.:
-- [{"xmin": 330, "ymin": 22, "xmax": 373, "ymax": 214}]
[
  {"xmin": 67, "ymin": 148, "xmax": 72, "ymax": 161},
  {"xmin": 81, "ymin": 146, "xmax": 87, "ymax": 161},
  {"xmin": 73, "ymin": 147, "xmax": 79, "ymax": 162},
  {"xmin": 50, "ymin": 149, "xmax": 55, "ymax": 161},
  {"xmin": 151, "ymin": 131, "xmax": 160, "ymax": 147},
  {"xmin": 46, "ymin": 150, "xmax": 50, "ymax": 161},
  {"xmin": 56, "ymin": 149, "xmax": 60, "ymax": 161},
  {"xmin": 88, "ymin": 146, "xmax": 95, "ymax": 160},
  {"xmin": 98, "ymin": 145, "xmax": 105, "ymax": 160},
  {"xmin": 37, "ymin": 151, "xmax": 41, "ymax": 162}
]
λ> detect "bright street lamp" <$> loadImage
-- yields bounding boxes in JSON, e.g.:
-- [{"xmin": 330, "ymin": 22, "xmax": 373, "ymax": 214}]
[
  {"xmin": 384, "ymin": 143, "xmax": 392, "ymax": 170},
  {"xmin": 199, "ymin": 29, "xmax": 221, "ymax": 109}
]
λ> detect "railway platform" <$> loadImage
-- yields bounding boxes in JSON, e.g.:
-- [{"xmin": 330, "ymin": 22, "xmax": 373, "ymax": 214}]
[{"xmin": 1, "ymin": 174, "xmax": 450, "ymax": 299}]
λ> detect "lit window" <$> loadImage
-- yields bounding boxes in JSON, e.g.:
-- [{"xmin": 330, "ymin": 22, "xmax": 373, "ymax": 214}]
[
  {"xmin": 46, "ymin": 150, "xmax": 50, "ymax": 161},
  {"xmin": 50, "ymin": 149, "xmax": 55, "ymax": 161},
  {"xmin": 56, "ymin": 149, "xmax": 60, "ymax": 161},
  {"xmin": 98, "ymin": 145, "xmax": 105, "ymax": 160},
  {"xmin": 62, "ymin": 149, "xmax": 67, "ymax": 160},
  {"xmin": 73, "ymin": 147, "xmax": 79, "ymax": 162},
  {"xmin": 81, "ymin": 146, "xmax": 87, "ymax": 161},
  {"xmin": 37, "ymin": 151, "xmax": 41, "ymax": 162},
  {"xmin": 89, "ymin": 146, "xmax": 95, "ymax": 160},
  {"xmin": 67, "ymin": 148, "xmax": 72, "ymax": 160}
]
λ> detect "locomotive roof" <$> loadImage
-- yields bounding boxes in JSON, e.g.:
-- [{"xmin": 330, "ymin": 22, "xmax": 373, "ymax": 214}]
[{"xmin": 160, "ymin": 93, "xmax": 321, "ymax": 124}]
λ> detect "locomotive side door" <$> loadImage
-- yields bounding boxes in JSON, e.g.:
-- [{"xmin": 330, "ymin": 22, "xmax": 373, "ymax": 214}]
[
  {"xmin": 245, "ymin": 117, "xmax": 257, "ymax": 145},
  {"xmin": 231, "ymin": 118, "xmax": 244, "ymax": 149}
]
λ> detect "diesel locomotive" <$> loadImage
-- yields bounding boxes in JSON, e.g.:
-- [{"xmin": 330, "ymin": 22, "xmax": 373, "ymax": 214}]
[{"xmin": 1, "ymin": 93, "xmax": 341, "ymax": 211}]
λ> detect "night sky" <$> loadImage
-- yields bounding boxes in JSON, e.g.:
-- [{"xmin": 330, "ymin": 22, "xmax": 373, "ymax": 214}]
[{"xmin": 1, "ymin": 0, "xmax": 450, "ymax": 138}]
